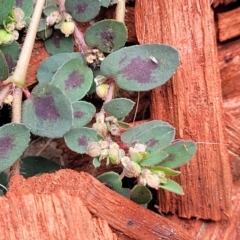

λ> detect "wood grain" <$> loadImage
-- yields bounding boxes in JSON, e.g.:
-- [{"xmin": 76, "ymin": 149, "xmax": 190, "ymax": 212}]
[
  {"xmin": 0, "ymin": 169, "xmax": 192, "ymax": 240},
  {"xmin": 135, "ymin": 0, "xmax": 232, "ymax": 220},
  {"xmin": 218, "ymin": 7, "xmax": 240, "ymax": 42}
]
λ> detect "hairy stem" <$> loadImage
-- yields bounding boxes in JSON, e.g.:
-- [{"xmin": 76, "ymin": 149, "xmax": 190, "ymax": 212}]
[
  {"xmin": 115, "ymin": 0, "xmax": 126, "ymax": 23},
  {"xmin": 11, "ymin": 0, "xmax": 45, "ymax": 87},
  {"xmin": 12, "ymin": 87, "xmax": 23, "ymax": 123},
  {"xmin": 0, "ymin": 85, "xmax": 11, "ymax": 106}
]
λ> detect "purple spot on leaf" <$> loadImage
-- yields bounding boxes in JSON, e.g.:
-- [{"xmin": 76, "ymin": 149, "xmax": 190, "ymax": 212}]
[
  {"xmin": 51, "ymin": 31, "xmax": 61, "ymax": 48},
  {"xmin": 34, "ymin": 95, "xmax": 60, "ymax": 121},
  {"xmin": 0, "ymin": 136, "xmax": 14, "ymax": 159},
  {"xmin": 16, "ymin": 0, "xmax": 23, "ymax": 7},
  {"xmin": 121, "ymin": 57, "xmax": 159, "ymax": 84},
  {"xmin": 65, "ymin": 71, "xmax": 84, "ymax": 90},
  {"xmin": 74, "ymin": 111, "xmax": 84, "ymax": 119},
  {"xmin": 75, "ymin": 3, "xmax": 88, "ymax": 14},
  {"xmin": 78, "ymin": 136, "xmax": 88, "ymax": 146},
  {"xmin": 100, "ymin": 29, "xmax": 115, "ymax": 50},
  {"xmin": 4, "ymin": 55, "xmax": 14, "ymax": 72},
  {"xmin": 146, "ymin": 138, "xmax": 159, "ymax": 147}
]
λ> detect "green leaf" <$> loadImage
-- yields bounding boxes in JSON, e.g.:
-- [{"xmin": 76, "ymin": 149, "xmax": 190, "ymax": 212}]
[
  {"xmin": 120, "ymin": 187, "xmax": 131, "ymax": 198},
  {"xmin": 159, "ymin": 140, "xmax": 197, "ymax": 168},
  {"xmin": 0, "ymin": 41, "xmax": 20, "ymax": 74},
  {"xmin": 93, "ymin": 157, "xmax": 100, "ymax": 168},
  {"xmin": 15, "ymin": 0, "xmax": 34, "ymax": 24},
  {"xmin": 150, "ymin": 166, "xmax": 181, "ymax": 176},
  {"xmin": 0, "ymin": 0, "xmax": 14, "ymax": 24},
  {"xmin": 22, "ymin": 83, "xmax": 73, "ymax": 138},
  {"xmin": 140, "ymin": 151, "xmax": 168, "ymax": 167},
  {"xmin": 44, "ymin": 30, "xmax": 74, "ymax": 55},
  {"xmin": 52, "ymin": 58, "xmax": 93, "ymax": 102},
  {"xmin": 0, "ymin": 50, "xmax": 9, "ymax": 81},
  {"xmin": 65, "ymin": 0, "xmax": 101, "ymax": 22},
  {"xmin": 160, "ymin": 179, "xmax": 184, "ymax": 195},
  {"xmin": 97, "ymin": 171, "xmax": 122, "ymax": 193},
  {"xmin": 118, "ymin": 121, "xmax": 130, "ymax": 128},
  {"xmin": 43, "ymin": 5, "xmax": 58, "ymax": 16},
  {"xmin": 72, "ymin": 101, "xmax": 96, "ymax": 128},
  {"xmin": 37, "ymin": 52, "xmax": 85, "ymax": 83},
  {"xmin": 121, "ymin": 120, "xmax": 175, "ymax": 152},
  {"xmin": 64, "ymin": 127, "xmax": 99, "ymax": 154},
  {"xmin": 121, "ymin": 120, "xmax": 172, "ymax": 144},
  {"xmin": 0, "ymin": 123, "xmax": 30, "ymax": 172},
  {"xmin": 130, "ymin": 184, "xmax": 152, "ymax": 204},
  {"xmin": 103, "ymin": 98, "xmax": 135, "ymax": 119},
  {"xmin": 101, "ymin": 0, "xmax": 111, "ymax": 7},
  {"xmin": 20, "ymin": 156, "xmax": 62, "ymax": 178},
  {"xmin": 84, "ymin": 20, "xmax": 127, "ymax": 53},
  {"xmin": 101, "ymin": 44, "xmax": 179, "ymax": 91}
]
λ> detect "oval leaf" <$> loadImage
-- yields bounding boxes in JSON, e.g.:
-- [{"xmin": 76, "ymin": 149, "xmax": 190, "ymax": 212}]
[
  {"xmin": 44, "ymin": 30, "xmax": 74, "ymax": 55},
  {"xmin": 140, "ymin": 151, "xmax": 168, "ymax": 167},
  {"xmin": 72, "ymin": 101, "xmax": 96, "ymax": 128},
  {"xmin": 52, "ymin": 58, "xmax": 93, "ymax": 102},
  {"xmin": 22, "ymin": 83, "xmax": 73, "ymax": 138},
  {"xmin": 103, "ymin": 98, "xmax": 135, "ymax": 119},
  {"xmin": 101, "ymin": 0, "xmax": 111, "ymax": 7},
  {"xmin": 37, "ymin": 52, "xmax": 85, "ymax": 83},
  {"xmin": 101, "ymin": 44, "xmax": 179, "ymax": 91},
  {"xmin": 64, "ymin": 127, "xmax": 99, "ymax": 154},
  {"xmin": 20, "ymin": 156, "xmax": 62, "ymax": 178},
  {"xmin": 0, "ymin": 123, "xmax": 30, "ymax": 172},
  {"xmin": 159, "ymin": 140, "xmax": 197, "ymax": 168},
  {"xmin": 97, "ymin": 171, "xmax": 122, "ymax": 193},
  {"xmin": 121, "ymin": 120, "xmax": 172, "ymax": 144},
  {"xmin": 0, "ymin": 50, "xmax": 9, "ymax": 81},
  {"xmin": 65, "ymin": 0, "xmax": 101, "ymax": 22},
  {"xmin": 160, "ymin": 179, "xmax": 184, "ymax": 195},
  {"xmin": 84, "ymin": 19, "xmax": 127, "ymax": 53},
  {"xmin": 130, "ymin": 184, "xmax": 152, "ymax": 205},
  {"xmin": 0, "ymin": 41, "xmax": 20, "ymax": 74},
  {"xmin": 151, "ymin": 166, "xmax": 181, "ymax": 176},
  {"xmin": 121, "ymin": 120, "xmax": 175, "ymax": 152}
]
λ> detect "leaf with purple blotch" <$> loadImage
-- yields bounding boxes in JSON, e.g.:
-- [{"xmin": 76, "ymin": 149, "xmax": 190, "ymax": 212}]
[
  {"xmin": 22, "ymin": 83, "xmax": 73, "ymax": 138},
  {"xmin": 52, "ymin": 58, "xmax": 93, "ymax": 102},
  {"xmin": 157, "ymin": 140, "xmax": 197, "ymax": 169},
  {"xmin": 44, "ymin": 30, "xmax": 74, "ymax": 55},
  {"xmin": 72, "ymin": 101, "xmax": 96, "ymax": 128},
  {"xmin": 100, "ymin": 44, "xmax": 179, "ymax": 91},
  {"xmin": 0, "ymin": 50, "xmax": 8, "ymax": 81},
  {"xmin": 121, "ymin": 120, "xmax": 174, "ymax": 149},
  {"xmin": 84, "ymin": 19, "xmax": 127, "ymax": 53},
  {"xmin": 0, "ymin": 0, "xmax": 14, "ymax": 24},
  {"xmin": 0, "ymin": 123, "xmax": 30, "ymax": 172},
  {"xmin": 64, "ymin": 127, "xmax": 100, "ymax": 154},
  {"xmin": 0, "ymin": 41, "xmax": 20, "ymax": 74},
  {"xmin": 65, "ymin": 0, "xmax": 101, "ymax": 23},
  {"xmin": 103, "ymin": 98, "xmax": 135, "ymax": 119},
  {"xmin": 37, "ymin": 52, "xmax": 85, "ymax": 83}
]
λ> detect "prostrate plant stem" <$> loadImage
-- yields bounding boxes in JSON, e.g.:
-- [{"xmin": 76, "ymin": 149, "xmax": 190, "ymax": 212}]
[
  {"xmin": 9, "ymin": 0, "xmax": 45, "ymax": 177},
  {"xmin": 11, "ymin": 0, "xmax": 46, "ymax": 87}
]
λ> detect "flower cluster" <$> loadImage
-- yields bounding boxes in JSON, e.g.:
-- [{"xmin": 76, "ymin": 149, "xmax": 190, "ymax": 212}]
[
  {"xmin": 0, "ymin": 8, "xmax": 26, "ymax": 45},
  {"xmin": 92, "ymin": 111, "xmax": 120, "ymax": 137}
]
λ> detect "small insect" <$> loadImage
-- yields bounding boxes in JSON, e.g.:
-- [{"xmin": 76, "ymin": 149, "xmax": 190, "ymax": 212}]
[{"xmin": 149, "ymin": 56, "xmax": 159, "ymax": 64}]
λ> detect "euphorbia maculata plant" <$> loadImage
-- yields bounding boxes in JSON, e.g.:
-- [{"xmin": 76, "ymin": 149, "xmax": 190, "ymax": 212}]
[{"xmin": 0, "ymin": 0, "xmax": 196, "ymax": 205}]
